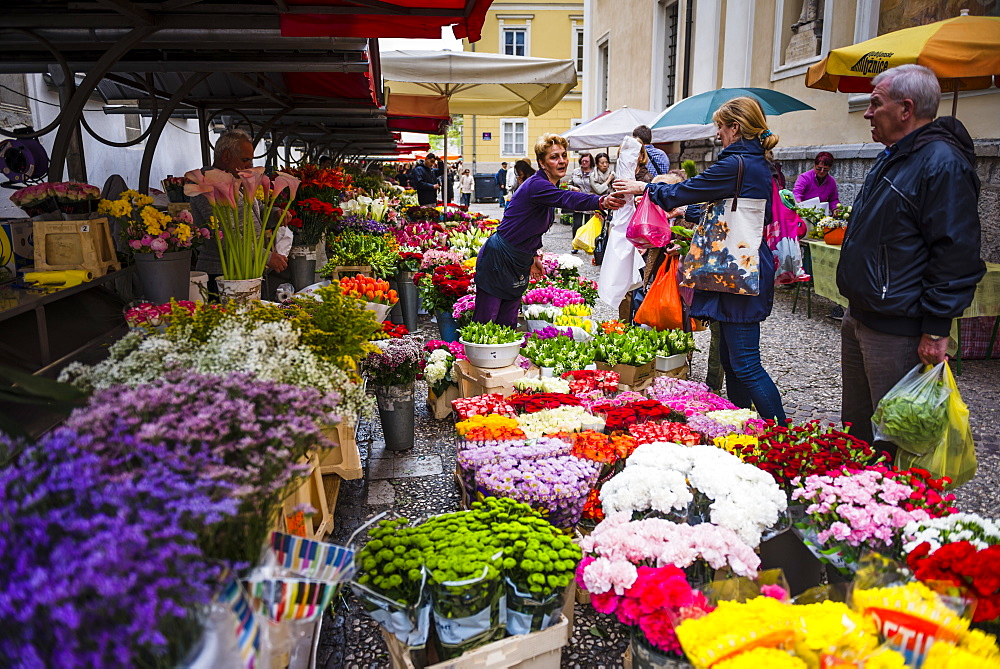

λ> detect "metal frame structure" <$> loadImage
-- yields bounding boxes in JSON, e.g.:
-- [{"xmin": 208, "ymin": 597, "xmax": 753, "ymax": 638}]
[{"xmin": 0, "ymin": 0, "xmax": 490, "ymax": 189}]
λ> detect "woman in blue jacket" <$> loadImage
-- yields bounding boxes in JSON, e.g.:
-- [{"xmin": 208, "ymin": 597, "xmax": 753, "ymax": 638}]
[{"xmin": 614, "ymin": 97, "xmax": 785, "ymax": 422}]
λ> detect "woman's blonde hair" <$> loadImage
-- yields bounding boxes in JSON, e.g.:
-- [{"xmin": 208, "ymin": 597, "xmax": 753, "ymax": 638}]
[
  {"xmin": 712, "ymin": 97, "xmax": 778, "ymax": 152},
  {"xmin": 534, "ymin": 133, "xmax": 569, "ymax": 162}
]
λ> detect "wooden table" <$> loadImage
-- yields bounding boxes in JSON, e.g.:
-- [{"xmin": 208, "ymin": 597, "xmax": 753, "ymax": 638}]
[{"xmin": 801, "ymin": 239, "xmax": 1000, "ymax": 371}]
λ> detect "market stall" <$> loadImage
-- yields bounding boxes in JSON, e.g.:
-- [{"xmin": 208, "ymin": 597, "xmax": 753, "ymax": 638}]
[{"xmin": 802, "ymin": 238, "xmax": 1000, "ymax": 368}]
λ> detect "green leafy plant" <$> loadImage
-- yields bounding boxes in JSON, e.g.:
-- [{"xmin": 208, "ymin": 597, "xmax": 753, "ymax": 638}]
[
  {"xmin": 323, "ymin": 231, "xmax": 400, "ymax": 278},
  {"xmin": 873, "ymin": 381, "xmax": 950, "ymax": 454},
  {"xmin": 460, "ymin": 322, "xmax": 523, "ymax": 346},
  {"xmin": 681, "ymin": 160, "xmax": 698, "ymax": 178},
  {"xmin": 521, "ymin": 336, "xmax": 595, "ymax": 375}
]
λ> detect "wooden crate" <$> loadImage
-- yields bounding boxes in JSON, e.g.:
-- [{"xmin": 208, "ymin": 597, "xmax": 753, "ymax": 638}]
[
  {"xmin": 318, "ymin": 419, "xmax": 363, "ymax": 480},
  {"xmin": 382, "ymin": 615, "xmax": 571, "ymax": 669},
  {"xmin": 33, "ymin": 217, "xmax": 119, "ymax": 277},
  {"xmin": 279, "ymin": 452, "xmax": 332, "ymax": 541},
  {"xmin": 427, "ymin": 385, "xmax": 460, "ymax": 420}
]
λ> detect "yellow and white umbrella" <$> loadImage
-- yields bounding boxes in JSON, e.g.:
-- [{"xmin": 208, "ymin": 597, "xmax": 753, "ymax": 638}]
[{"xmin": 806, "ymin": 10, "xmax": 1000, "ymax": 114}]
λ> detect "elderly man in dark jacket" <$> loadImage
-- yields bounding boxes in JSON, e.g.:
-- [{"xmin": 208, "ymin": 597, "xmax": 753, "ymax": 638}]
[{"xmin": 838, "ymin": 64, "xmax": 985, "ymax": 455}]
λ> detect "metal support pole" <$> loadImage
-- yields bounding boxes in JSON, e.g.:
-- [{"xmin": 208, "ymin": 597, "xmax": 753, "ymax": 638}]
[
  {"xmin": 138, "ymin": 72, "xmax": 210, "ymax": 193},
  {"xmin": 52, "ymin": 69, "xmax": 87, "ymax": 182},
  {"xmin": 198, "ymin": 106, "xmax": 211, "ymax": 166},
  {"xmin": 48, "ymin": 26, "xmax": 157, "ymax": 181}
]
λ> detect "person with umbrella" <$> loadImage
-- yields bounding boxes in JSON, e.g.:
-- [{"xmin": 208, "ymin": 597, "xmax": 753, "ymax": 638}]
[
  {"xmin": 472, "ymin": 133, "xmax": 625, "ymax": 326},
  {"xmin": 613, "ymin": 97, "xmax": 786, "ymax": 422}
]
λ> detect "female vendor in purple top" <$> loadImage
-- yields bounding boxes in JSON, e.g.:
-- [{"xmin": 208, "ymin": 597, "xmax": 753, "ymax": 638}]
[
  {"xmin": 472, "ymin": 133, "xmax": 625, "ymax": 326},
  {"xmin": 792, "ymin": 151, "xmax": 840, "ymax": 211}
]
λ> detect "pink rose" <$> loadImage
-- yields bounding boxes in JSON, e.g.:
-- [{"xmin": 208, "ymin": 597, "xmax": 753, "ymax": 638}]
[
  {"xmin": 128, "ymin": 240, "xmax": 142, "ymax": 250},
  {"xmin": 140, "ymin": 235, "xmax": 153, "ymax": 247},
  {"xmin": 150, "ymin": 238, "xmax": 168, "ymax": 253}
]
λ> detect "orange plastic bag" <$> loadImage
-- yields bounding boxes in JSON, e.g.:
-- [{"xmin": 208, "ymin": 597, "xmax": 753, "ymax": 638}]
[{"xmin": 635, "ymin": 255, "xmax": 686, "ymax": 331}]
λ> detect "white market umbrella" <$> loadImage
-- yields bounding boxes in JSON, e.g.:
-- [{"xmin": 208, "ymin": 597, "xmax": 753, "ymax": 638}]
[
  {"xmin": 381, "ymin": 49, "xmax": 578, "ymax": 202},
  {"xmin": 380, "ymin": 50, "xmax": 579, "ymax": 116},
  {"xmin": 563, "ymin": 106, "xmax": 715, "ymax": 150}
]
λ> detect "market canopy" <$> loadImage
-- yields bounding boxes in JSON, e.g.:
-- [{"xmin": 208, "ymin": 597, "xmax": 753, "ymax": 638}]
[
  {"xmin": 380, "ymin": 50, "xmax": 578, "ymax": 116},
  {"xmin": 280, "ymin": 0, "xmax": 493, "ymax": 42},
  {"xmin": 806, "ymin": 11, "xmax": 1000, "ymax": 94},
  {"xmin": 562, "ymin": 106, "xmax": 714, "ymax": 150}
]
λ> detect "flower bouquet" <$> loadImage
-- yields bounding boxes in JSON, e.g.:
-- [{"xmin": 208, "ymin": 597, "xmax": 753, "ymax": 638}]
[
  {"xmin": 456, "ymin": 436, "xmax": 566, "ymax": 497},
  {"xmin": 161, "ymin": 175, "xmax": 189, "ymax": 203},
  {"xmin": 521, "ymin": 334, "xmax": 595, "ymax": 376},
  {"xmin": 413, "ymin": 263, "xmax": 473, "ymax": 314},
  {"xmin": 113, "ymin": 200, "xmax": 208, "ymax": 258},
  {"xmin": 290, "ymin": 197, "xmax": 342, "ymax": 246},
  {"xmin": 791, "ymin": 466, "xmax": 957, "ymax": 574},
  {"xmin": 184, "ymin": 166, "xmax": 299, "ymax": 281},
  {"xmin": 455, "ymin": 414, "xmax": 524, "ymax": 443},
  {"xmin": 340, "ymin": 274, "xmax": 398, "ymax": 322},
  {"xmin": 372, "ymin": 321, "xmax": 409, "ymax": 341},
  {"xmin": 628, "ymin": 421, "xmax": 700, "ymax": 445},
  {"xmin": 590, "ymin": 399, "xmax": 673, "ymax": 432},
  {"xmin": 475, "ymin": 454, "xmax": 600, "ymax": 529},
  {"xmin": 322, "ymin": 230, "xmax": 399, "ymax": 279},
  {"xmin": 362, "ymin": 335, "xmax": 421, "ymax": 388},
  {"xmin": 422, "ymin": 340, "xmax": 465, "ymax": 398},
  {"xmin": 903, "ymin": 513, "xmax": 1000, "ymax": 624},
  {"xmin": 288, "ymin": 164, "xmax": 352, "ymax": 202},
  {"xmin": 125, "ymin": 300, "xmax": 200, "ymax": 329},
  {"xmin": 451, "ymin": 394, "xmax": 516, "ymax": 420},
  {"xmin": 451, "ymin": 293, "xmax": 477, "ymax": 326},
  {"xmin": 54, "ymin": 181, "xmax": 101, "ymax": 215},
  {"xmin": 516, "ymin": 405, "xmax": 605, "ymax": 439},
  {"xmin": 508, "ymin": 392, "xmax": 582, "ymax": 414},
  {"xmin": 719, "ymin": 420, "xmax": 876, "ymax": 489}
]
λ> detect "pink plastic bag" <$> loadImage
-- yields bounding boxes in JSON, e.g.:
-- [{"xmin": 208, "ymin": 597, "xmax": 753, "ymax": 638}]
[
  {"xmin": 766, "ymin": 180, "xmax": 810, "ymax": 285},
  {"xmin": 626, "ymin": 195, "xmax": 673, "ymax": 250}
]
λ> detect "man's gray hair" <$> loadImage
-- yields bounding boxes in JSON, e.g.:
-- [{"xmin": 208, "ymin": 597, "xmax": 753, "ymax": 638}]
[
  {"xmin": 215, "ymin": 129, "xmax": 252, "ymax": 160},
  {"xmin": 872, "ymin": 64, "xmax": 941, "ymax": 120}
]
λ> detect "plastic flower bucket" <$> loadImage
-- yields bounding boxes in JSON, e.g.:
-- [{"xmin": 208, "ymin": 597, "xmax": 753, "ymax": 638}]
[
  {"xmin": 655, "ymin": 353, "xmax": 687, "ymax": 372},
  {"xmin": 460, "ymin": 339, "xmax": 522, "ymax": 369}
]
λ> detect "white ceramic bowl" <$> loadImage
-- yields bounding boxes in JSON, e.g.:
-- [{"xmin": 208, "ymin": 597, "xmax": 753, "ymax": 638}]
[{"xmin": 460, "ymin": 339, "xmax": 523, "ymax": 369}]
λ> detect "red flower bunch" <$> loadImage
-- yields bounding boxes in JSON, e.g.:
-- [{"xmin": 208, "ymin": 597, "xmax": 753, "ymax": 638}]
[
  {"xmin": 562, "ymin": 370, "xmax": 620, "ymax": 395},
  {"xmin": 283, "ymin": 208, "xmax": 303, "ymax": 228},
  {"xmin": 629, "ymin": 421, "xmax": 699, "ymax": 445},
  {"xmin": 582, "ymin": 562, "xmax": 710, "ymax": 654},
  {"xmin": 591, "ymin": 400, "xmax": 673, "ymax": 432},
  {"xmin": 735, "ymin": 420, "xmax": 877, "ymax": 487},
  {"xmin": 381, "ymin": 322, "xmax": 409, "ymax": 338},
  {"xmin": 508, "ymin": 393, "xmax": 582, "ymax": 414},
  {"xmin": 297, "ymin": 197, "xmax": 341, "ymax": 216},
  {"xmin": 397, "ymin": 251, "xmax": 423, "ymax": 272},
  {"xmin": 430, "ymin": 264, "xmax": 473, "ymax": 298},
  {"xmin": 289, "ymin": 164, "xmax": 352, "ymax": 191},
  {"xmin": 878, "ymin": 466, "xmax": 957, "ymax": 516},
  {"xmin": 571, "ymin": 431, "xmax": 638, "ymax": 464},
  {"xmin": 907, "ymin": 542, "xmax": 1000, "ymax": 622},
  {"xmin": 452, "ymin": 394, "xmax": 516, "ymax": 420},
  {"xmin": 582, "ymin": 488, "xmax": 605, "ymax": 521}
]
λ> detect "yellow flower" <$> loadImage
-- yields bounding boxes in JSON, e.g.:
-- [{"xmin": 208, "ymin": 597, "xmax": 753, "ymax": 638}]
[
  {"xmin": 924, "ymin": 640, "xmax": 999, "ymax": 668},
  {"xmin": 455, "ymin": 414, "xmax": 519, "ymax": 436},
  {"xmin": 175, "ymin": 223, "xmax": 192, "ymax": 243},
  {"xmin": 676, "ymin": 597, "xmax": 798, "ymax": 669},
  {"xmin": 714, "ymin": 648, "xmax": 805, "ymax": 669},
  {"xmin": 714, "ymin": 434, "xmax": 759, "ymax": 455},
  {"xmin": 463, "ymin": 256, "xmax": 477, "ymax": 270}
]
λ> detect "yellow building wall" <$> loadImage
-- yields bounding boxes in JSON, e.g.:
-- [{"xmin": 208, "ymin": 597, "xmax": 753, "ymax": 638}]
[{"xmin": 461, "ymin": 1, "xmax": 583, "ymax": 171}]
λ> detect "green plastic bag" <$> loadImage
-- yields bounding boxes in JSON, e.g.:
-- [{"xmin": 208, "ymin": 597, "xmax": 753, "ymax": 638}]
[
  {"xmin": 894, "ymin": 362, "xmax": 978, "ymax": 488},
  {"xmin": 873, "ymin": 362, "xmax": 951, "ymax": 455}
]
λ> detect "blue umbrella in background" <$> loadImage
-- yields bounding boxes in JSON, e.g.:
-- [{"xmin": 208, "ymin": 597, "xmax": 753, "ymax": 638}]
[{"xmin": 650, "ymin": 87, "xmax": 814, "ymax": 128}]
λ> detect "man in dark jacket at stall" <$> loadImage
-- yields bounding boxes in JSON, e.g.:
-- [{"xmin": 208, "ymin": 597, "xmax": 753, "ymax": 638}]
[
  {"xmin": 838, "ymin": 64, "xmax": 985, "ymax": 456},
  {"xmin": 410, "ymin": 153, "xmax": 439, "ymax": 206}
]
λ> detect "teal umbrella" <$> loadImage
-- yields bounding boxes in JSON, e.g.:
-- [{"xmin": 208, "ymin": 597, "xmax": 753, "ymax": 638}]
[{"xmin": 650, "ymin": 87, "xmax": 814, "ymax": 128}]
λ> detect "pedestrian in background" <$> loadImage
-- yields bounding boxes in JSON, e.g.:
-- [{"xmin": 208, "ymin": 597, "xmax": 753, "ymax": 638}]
[
  {"xmin": 793, "ymin": 151, "xmax": 840, "ymax": 211},
  {"xmin": 838, "ymin": 64, "xmax": 984, "ymax": 458},
  {"xmin": 496, "ymin": 162, "xmax": 510, "ymax": 208},
  {"xmin": 633, "ymin": 124, "xmax": 670, "ymax": 177},
  {"xmin": 567, "ymin": 152, "xmax": 596, "ymax": 252},
  {"xmin": 459, "ymin": 169, "xmax": 475, "ymax": 208}
]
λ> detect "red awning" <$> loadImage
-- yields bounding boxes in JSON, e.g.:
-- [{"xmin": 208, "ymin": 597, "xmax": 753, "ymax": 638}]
[
  {"xmin": 395, "ymin": 142, "xmax": 432, "ymax": 152},
  {"xmin": 386, "ymin": 115, "xmax": 449, "ymax": 134},
  {"xmin": 280, "ymin": 0, "xmax": 493, "ymax": 42},
  {"xmin": 282, "ymin": 71, "xmax": 377, "ymax": 105}
]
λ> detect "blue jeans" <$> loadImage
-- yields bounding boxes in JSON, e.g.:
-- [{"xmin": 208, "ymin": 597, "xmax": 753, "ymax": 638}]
[
  {"xmin": 460, "ymin": 192, "xmax": 472, "ymax": 207},
  {"xmin": 718, "ymin": 321, "xmax": 786, "ymax": 422}
]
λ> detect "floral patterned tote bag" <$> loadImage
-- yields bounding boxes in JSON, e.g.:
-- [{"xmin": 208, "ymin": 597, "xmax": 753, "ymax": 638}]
[{"xmin": 680, "ymin": 157, "xmax": 767, "ymax": 296}]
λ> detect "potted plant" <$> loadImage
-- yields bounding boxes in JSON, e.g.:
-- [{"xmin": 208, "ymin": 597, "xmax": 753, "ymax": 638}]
[
  {"xmin": 413, "ymin": 262, "xmax": 473, "ymax": 342},
  {"xmin": 321, "ymin": 230, "xmax": 399, "ymax": 280},
  {"xmin": 285, "ymin": 197, "xmax": 342, "ymax": 290},
  {"xmin": 459, "ymin": 322, "xmax": 523, "ymax": 369},
  {"xmin": 362, "ymin": 335, "xmax": 422, "ymax": 451},
  {"xmin": 653, "ymin": 329, "xmax": 697, "ymax": 372},
  {"xmin": 184, "ymin": 167, "xmax": 299, "ymax": 305},
  {"xmin": 100, "ymin": 189, "xmax": 210, "ymax": 304}
]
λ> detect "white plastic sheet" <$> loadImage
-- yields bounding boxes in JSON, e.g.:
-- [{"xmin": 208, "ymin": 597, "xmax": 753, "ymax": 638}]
[{"xmin": 598, "ymin": 136, "xmax": 645, "ymax": 308}]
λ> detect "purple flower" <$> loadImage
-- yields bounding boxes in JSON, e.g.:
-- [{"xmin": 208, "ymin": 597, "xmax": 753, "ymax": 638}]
[{"xmin": 0, "ymin": 429, "xmax": 236, "ymax": 667}]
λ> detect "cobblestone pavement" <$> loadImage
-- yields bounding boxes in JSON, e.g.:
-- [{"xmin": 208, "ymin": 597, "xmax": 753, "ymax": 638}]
[{"xmin": 317, "ymin": 203, "xmax": 1000, "ymax": 668}]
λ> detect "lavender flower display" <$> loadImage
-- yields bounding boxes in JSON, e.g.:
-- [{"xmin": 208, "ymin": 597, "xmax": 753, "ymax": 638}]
[
  {"xmin": 0, "ymin": 430, "xmax": 238, "ymax": 668},
  {"xmin": 63, "ymin": 370, "xmax": 340, "ymax": 565},
  {"xmin": 686, "ymin": 414, "xmax": 741, "ymax": 441},
  {"xmin": 523, "ymin": 326, "xmax": 574, "ymax": 342},
  {"xmin": 363, "ymin": 336, "xmax": 422, "ymax": 387},
  {"xmin": 657, "ymin": 393, "xmax": 739, "ymax": 417},
  {"xmin": 475, "ymin": 455, "xmax": 599, "ymax": 529},
  {"xmin": 334, "ymin": 213, "xmax": 389, "ymax": 235},
  {"xmin": 456, "ymin": 438, "xmax": 572, "ymax": 495}
]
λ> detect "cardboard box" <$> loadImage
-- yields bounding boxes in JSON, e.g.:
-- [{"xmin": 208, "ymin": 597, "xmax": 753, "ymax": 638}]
[
  {"xmin": 0, "ymin": 224, "xmax": 15, "ymax": 284},
  {"xmin": 382, "ymin": 614, "xmax": 572, "ymax": 669},
  {"xmin": 595, "ymin": 361, "xmax": 655, "ymax": 389},
  {"xmin": 2, "ymin": 219, "xmax": 33, "ymax": 271},
  {"xmin": 453, "ymin": 359, "xmax": 526, "ymax": 398},
  {"xmin": 33, "ymin": 217, "xmax": 120, "ymax": 277}
]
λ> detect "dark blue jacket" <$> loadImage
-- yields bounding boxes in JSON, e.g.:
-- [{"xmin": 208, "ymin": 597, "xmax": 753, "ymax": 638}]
[
  {"xmin": 410, "ymin": 163, "xmax": 438, "ymax": 206},
  {"xmin": 645, "ymin": 138, "xmax": 775, "ymax": 323},
  {"xmin": 836, "ymin": 117, "xmax": 984, "ymax": 337},
  {"xmin": 495, "ymin": 168, "xmax": 508, "ymax": 189}
]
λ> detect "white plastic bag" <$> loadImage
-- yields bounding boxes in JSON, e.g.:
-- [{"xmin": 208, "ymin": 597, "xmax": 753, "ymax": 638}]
[{"xmin": 598, "ymin": 136, "xmax": 644, "ymax": 308}]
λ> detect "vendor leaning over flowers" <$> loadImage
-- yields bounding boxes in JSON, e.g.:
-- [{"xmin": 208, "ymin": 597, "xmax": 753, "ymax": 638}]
[
  {"xmin": 190, "ymin": 129, "xmax": 293, "ymax": 297},
  {"xmin": 472, "ymin": 133, "xmax": 625, "ymax": 327}
]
